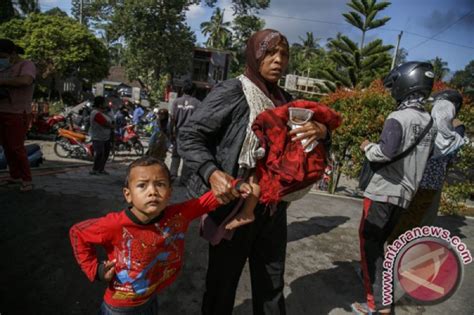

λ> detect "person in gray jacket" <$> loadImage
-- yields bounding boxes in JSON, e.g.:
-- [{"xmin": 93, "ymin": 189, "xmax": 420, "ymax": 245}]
[
  {"xmin": 353, "ymin": 62, "xmax": 436, "ymax": 315},
  {"xmin": 388, "ymin": 89, "xmax": 468, "ymax": 242}
]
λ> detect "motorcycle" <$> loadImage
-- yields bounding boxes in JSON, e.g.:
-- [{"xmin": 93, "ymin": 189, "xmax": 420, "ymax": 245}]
[
  {"xmin": 54, "ymin": 128, "xmax": 94, "ymax": 160},
  {"xmin": 28, "ymin": 113, "xmax": 66, "ymax": 139},
  {"xmin": 111, "ymin": 124, "xmax": 144, "ymax": 159}
]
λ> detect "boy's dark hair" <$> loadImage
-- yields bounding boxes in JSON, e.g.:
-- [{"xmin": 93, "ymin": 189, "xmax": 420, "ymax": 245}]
[
  {"xmin": 124, "ymin": 156, "xmax": 171, "ymax": 187},
  {"xmin": 93, "ymin": 96, "xmax": 106, "ymax": 108}
]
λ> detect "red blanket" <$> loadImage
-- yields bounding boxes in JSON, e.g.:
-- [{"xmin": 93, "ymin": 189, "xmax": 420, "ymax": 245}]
[{"xmin": 252, "ymin": 100, "xmax": 342, "ymax": 204}]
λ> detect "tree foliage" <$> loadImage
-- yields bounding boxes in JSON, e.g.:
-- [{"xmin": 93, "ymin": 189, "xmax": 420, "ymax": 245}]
[
  {"xmin": 322, "ymin": 80, "xmax": 396, "ymax": 179},
  {"xmin": 0, "ymin": 13, "xmax": 109, "ymax": 83},
  {"xmin": 0, "ymin": 0, "xmax": 39, "ymax": 23},
  {"xmin": 321, "ymin": 1, "xmax": 393, "ymax": 90},
  {"xmin": 228, "ymin": 14, "xmax": 265, "ymax": 78},
  {"xmin": 431, "ymin": 57, "xmax": 450, "ymax": 82},
  {"xmin": 201, "ymin": 8, "xmax": 232, "ymax": 49},
  {"xmin": 450, "ymin": 60, "xmax": 474, "ymax": 95},
  {"xmin": 344, "ymin": 0, "xmax": 391, "ymax": 49},
  {"xmin": 87, "ymin": 0, "xmax": 196, "ymax": 103}
]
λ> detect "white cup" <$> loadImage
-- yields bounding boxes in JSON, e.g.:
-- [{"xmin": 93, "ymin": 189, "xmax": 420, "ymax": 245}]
[{"xmin": 288, "ymin": 107, "xmax": 317, "ymax": 152}]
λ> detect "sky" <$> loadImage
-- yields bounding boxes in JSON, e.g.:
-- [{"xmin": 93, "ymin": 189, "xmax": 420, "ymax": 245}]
[{"xmin": 38, "ymin": 0, "xmax": 474, "ymax": 73}]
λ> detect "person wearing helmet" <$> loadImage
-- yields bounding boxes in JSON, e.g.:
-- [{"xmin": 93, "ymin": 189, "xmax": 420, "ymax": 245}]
[
  {"xmin": 388, "ymin": 89, "xmax": 468, "ymax": 242},
  {"xmin": 353, "ymin": 62, "xmax": 437, "ymax": 314}
]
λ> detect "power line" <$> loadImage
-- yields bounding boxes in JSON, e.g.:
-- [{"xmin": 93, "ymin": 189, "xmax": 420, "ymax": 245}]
[
  {"xmin": 257, "ymin": 12, "xmax": 474, "ymax": 51},
  {"xmin": 408, "ymin": 9, "xmax": 474, "ymax": 51}
]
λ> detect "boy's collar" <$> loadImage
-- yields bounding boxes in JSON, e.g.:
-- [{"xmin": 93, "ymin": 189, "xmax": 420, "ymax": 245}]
[{"xmin": 125, "ymin": 207, "xmax": 165, "ymax": 225}]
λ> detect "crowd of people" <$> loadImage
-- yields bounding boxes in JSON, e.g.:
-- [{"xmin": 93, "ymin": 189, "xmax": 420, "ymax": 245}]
[{"xmin": 0, "ymin": 27, "xmax": 470, "ymax": 315}]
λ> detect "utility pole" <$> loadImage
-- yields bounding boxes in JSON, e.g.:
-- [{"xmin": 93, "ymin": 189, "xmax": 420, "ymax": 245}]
[
  {"xmin": 391, "ymin": 31, "xmax": 403, "ymax": 70},
  {"xmin": 79, "ymin": 0, "xmax": 83, "ymax": 24}
]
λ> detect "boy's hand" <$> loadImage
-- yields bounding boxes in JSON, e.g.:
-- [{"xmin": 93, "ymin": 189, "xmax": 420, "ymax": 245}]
[{"xmin": 102, "ymin": 259, "xmax": 116, "ymax": 282}]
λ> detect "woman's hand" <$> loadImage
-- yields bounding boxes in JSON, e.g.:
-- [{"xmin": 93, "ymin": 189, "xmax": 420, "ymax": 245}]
[
  {"xmin": 288, "ymin": 121, "xmax": 328, "ymax": 149},
  {"xmin": 209, "ymin": 170, "xmax": 240, "ymax": 204}
]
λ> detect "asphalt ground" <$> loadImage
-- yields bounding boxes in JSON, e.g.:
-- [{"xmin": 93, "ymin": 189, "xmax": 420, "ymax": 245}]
[{"xmin": 0, "ymin": 141, "xmax": 472, "ymax": 315}]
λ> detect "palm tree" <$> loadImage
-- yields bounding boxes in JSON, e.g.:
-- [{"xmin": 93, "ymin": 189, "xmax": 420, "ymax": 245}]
[
  {"xmin": 294, "ymin": 32, "xmax": 320, "ymax": 60},
  {"xmin": 431, "ymin": 57, "xmax": 450, "ymax": 81},
  {"xmin": 200, "ymin": 8, "xmax": 232, "ymax": 49},
  {"xmin": 343, "ymin": 0, "xmax": 391, "ymax": 49}
]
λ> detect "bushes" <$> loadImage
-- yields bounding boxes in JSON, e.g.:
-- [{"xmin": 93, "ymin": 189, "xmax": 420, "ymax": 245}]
[{"xmin": 322, "ymin": 80, "xmax": 395, "ymax": 179}]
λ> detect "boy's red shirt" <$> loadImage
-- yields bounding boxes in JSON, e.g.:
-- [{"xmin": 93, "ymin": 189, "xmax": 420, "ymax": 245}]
[{"xmin": 70, "ymin": 191, "xmax": 220, "ymax": 307}]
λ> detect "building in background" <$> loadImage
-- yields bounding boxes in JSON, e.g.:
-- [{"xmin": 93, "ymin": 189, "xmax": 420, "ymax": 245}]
[
  {"xmin": 173, "ymin": 47, "xmax": 233, "ymax": 100},
  {"xmin": 283, "ymin": 74, "xmax": 331, "ymax": 97}
]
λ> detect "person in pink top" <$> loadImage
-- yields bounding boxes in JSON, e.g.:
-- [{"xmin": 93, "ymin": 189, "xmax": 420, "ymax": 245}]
[{"xmin": 0, "ymin": 39, "xmax": 36, "ymax": 192}]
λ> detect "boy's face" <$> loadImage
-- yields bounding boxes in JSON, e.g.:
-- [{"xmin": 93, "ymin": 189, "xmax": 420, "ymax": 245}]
[{"xmin": 123, "ymin": 164, "xmax": 172, "ymax": 223}]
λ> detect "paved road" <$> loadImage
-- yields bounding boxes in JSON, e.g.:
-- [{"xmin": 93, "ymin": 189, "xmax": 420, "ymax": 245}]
[{"xmin": 0, "ymin": 145, "xmax": 472, "ymax": 314}]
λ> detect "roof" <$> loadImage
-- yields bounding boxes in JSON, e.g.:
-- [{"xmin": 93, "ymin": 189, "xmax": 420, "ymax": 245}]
[
  {"xmin": 193, "ymin": 46, "xmax": 233, "ymax": 55},
  {"xmin": 104, "ymin": 66, "xmax": 141, "ymax": 88}
]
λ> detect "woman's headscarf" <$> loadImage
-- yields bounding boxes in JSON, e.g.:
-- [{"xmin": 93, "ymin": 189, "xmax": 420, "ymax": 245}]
[{"xmin": 244, "ymin": 29, "xmax": 289, "ymax": 106}]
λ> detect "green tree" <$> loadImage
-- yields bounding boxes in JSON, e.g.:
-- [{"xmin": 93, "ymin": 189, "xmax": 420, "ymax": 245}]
[
  {"xmin": 232, "ymin": 14, "xmax": 264, "ymax": 50},
  {"xmin": 88, "ymin": 0, "xmax": 196, "ymax": 103},
  {"xmin": 0, "ymin": 13, "xmax": 109, "ymax": 94},
  {"xmin": 343, "ymin": 0, "xmax": 391, "ymax": 49},
  {"xmin": 1, "ymin": 0, "xmax": 39, "ymax": 23},
  {"xmin": 0, "ymin": 0, "xmax": 16, "ymax": 23},
  {"xmin": 450, "ymin": 60, "xmax": 474, "ymax": 93},
  {"xmin": 231, "ymin": 0, "xmax": 270, "ymax": 15},
  {"xmin": 44, "ymin": 7, "xmax": 69, "ymax": 17},
  {"xmin": 15, "ymin": 0, "xmax": 40, "ymax": 16},
  {"xmin": 431, "ymin": 57, "xmax": 450, "ymax": 82},
  {"xmin": 228, "ymin": 14, "xmax": 265, "ymax": 78},
  {"xmin": 322, "ymin": 1, "xmax": 393, "ymax": 89},
  {"xmin": 394, "ymin": 47, "xmax": 408, "ymax": 66},
  {"xmin": 71, "ymin": 0, "xmax": 94, "ymax": 25},
  {"xmin": 293, "ymin": 32, "xmax": 321, "ymax": 60},
  {"xmin": 201, "ymin": 8, "xmax": 232, "ymax": 49}
]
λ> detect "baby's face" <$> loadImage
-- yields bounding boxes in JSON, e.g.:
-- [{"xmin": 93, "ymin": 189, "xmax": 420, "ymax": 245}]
[{"xmin": 123, "ymin": 165, "xmax": 172, "ymax": 222}]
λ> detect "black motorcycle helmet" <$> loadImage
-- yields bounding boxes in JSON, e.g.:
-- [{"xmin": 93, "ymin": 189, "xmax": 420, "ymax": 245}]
[
  {"xmin": 432, "ymin": 89, "xmax": 463, "ymax": 114},
  {"xmin": 383, "ymin": 61, "xmax": 435, "ymax": 103}
]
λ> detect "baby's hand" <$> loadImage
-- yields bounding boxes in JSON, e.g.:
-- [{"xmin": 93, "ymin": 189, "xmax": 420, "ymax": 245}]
[
  {"xmin": 103, "ymin": 259, "xmax": 116, "ymax": 282},
  {"xmin": 237, "ymin": 182, "xmax": 252, "ymax": 199}
]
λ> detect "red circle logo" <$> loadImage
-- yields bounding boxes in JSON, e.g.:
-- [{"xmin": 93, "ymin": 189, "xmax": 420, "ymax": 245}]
[{"xmin": 396, "ymin": 238, "xmax": 462, "ymax": 303}]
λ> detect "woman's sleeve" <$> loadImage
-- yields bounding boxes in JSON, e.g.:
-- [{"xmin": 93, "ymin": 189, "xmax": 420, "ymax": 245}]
[{"xmin": 178, "ymin": 80, "xmax": 245, "ymax": 185}]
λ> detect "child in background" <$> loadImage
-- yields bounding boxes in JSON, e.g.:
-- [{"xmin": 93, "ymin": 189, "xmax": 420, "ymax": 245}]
[{"xmin": 69, "ymin": 156, "xmax": 255, "ymax": 314}]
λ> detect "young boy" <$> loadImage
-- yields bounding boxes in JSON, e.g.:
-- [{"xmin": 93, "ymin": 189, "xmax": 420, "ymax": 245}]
[{"xmin": 69, "ymin": 156, "xmax": 256, "ymax": 314}]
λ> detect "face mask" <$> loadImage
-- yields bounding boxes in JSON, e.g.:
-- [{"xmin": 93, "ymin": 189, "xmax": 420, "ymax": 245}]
[{"xmin": 0, "ymin": 58, "xmax": 11, "ymax": 70}]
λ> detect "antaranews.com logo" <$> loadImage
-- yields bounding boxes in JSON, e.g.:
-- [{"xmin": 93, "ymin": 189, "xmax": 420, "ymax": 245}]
[{"xmin": 382, "ymin": 226, "xmax": 472, "ymax": 306}]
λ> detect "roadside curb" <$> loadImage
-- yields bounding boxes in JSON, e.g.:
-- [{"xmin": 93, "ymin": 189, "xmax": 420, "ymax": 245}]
[
  {"xmin": 308, "ymin": 189, "xmax": 363, "ymax": 202},
  {"xmin": 0, "ymin": 161, "xmax": 126, "ymax": 180}
]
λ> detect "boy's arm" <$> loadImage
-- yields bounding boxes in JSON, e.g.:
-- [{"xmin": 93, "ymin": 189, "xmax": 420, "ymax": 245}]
[
  {"xmin": 69, "ymin": 218, "xmax": 110, "ymax": 282},
  {"xmin": 180, "ymin": 179, "xmax": 244, "ymax": 221}
]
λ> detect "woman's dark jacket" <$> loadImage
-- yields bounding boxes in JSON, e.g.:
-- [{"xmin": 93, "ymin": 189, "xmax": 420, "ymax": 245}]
[{"xmin": 178, "ymin": 78, "xmax": 292, "ymax": 225}]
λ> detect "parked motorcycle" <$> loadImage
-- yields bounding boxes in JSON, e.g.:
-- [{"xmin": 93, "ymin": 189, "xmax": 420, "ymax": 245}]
[
  {"xmin": 54, "ymin": 128, "xmax": 94, "ymax": 160},
  {"xmin": 28, "ymin": 113, "xmax": 66, "ymax": 139},
  {"xmin": 111, "ymin": 124, "xmax": 144, "ymax": 159}
]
